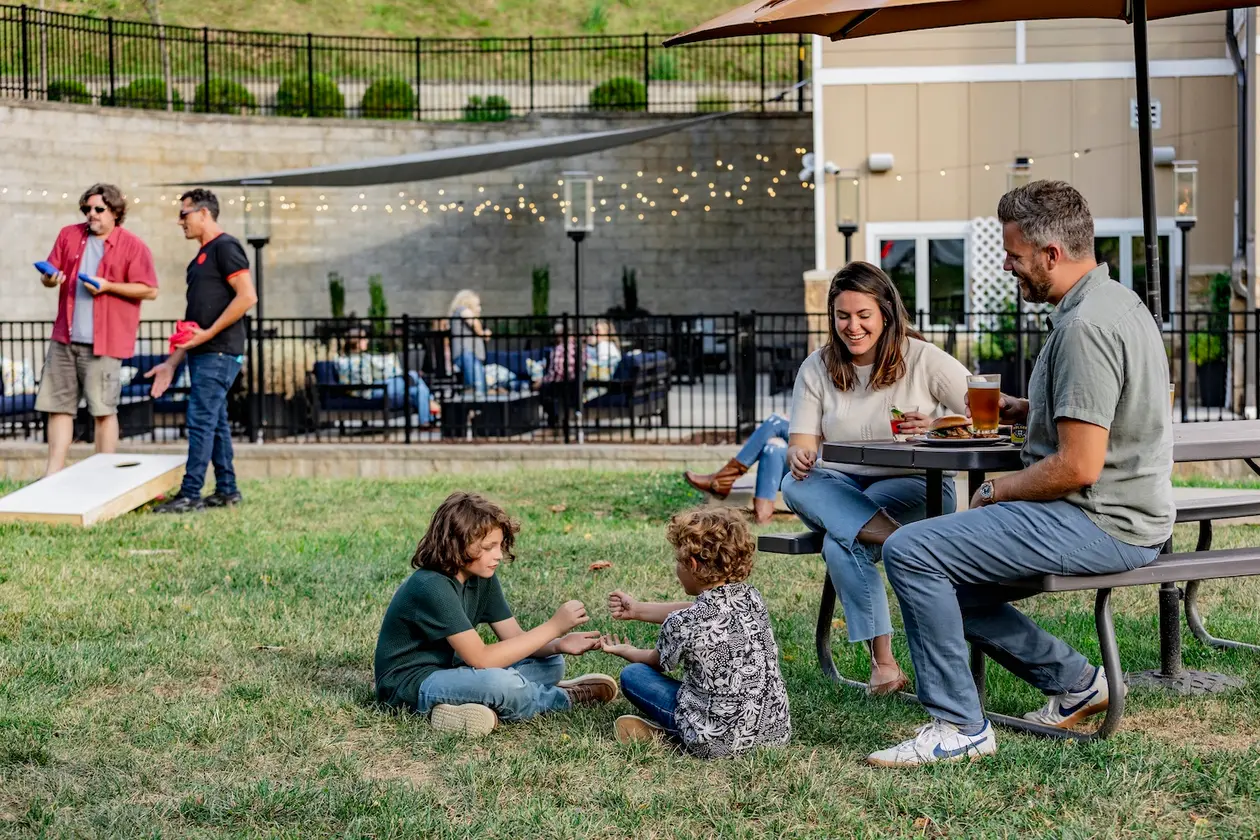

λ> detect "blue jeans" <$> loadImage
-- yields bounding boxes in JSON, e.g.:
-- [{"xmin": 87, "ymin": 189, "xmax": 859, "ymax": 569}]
[
  {"xmin": 782, "ymin": 469, "xmax": 955, "ymax": 643},
  {"xmin": 415, "ymin": 655, "xmax": 570, "ymax": 722},
  {"xmin": 382, "ymin": 374, "xmax": 433, "ymax": 425},
  {"xmin": 735, "ymin": 414, "xmax": 791, "ymax": 501},
  {"xmin": 180, "ymin": 352, "xmax": 242, "ymax": 498},
  {"xmin": 882, "ymin": 500, "xmax": 1160, "ymax": 726},
  {"xmin": 619, "ymin": 663, "xmax": 681, "ymax": 732}
]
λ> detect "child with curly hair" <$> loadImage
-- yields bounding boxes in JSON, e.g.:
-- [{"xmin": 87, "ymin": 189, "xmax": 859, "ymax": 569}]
[
  {"xmin": 601, "ymin": 507, "xmax": 792, "ymax": 758},
  {"xmin": 374, "ymin": 491, "xmax": 617, "ymax": 737}
]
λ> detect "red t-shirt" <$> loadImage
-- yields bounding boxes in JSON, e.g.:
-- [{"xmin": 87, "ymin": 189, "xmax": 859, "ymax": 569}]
[{"xmin": 47, "ymin": 223, "xmax": 158, "ymax": 360}]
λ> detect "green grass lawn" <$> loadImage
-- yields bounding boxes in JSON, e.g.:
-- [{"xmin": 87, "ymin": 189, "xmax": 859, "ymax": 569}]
[{"xmin": 2, "ymin": 470, "xmax": 1259, "ymax": 837}]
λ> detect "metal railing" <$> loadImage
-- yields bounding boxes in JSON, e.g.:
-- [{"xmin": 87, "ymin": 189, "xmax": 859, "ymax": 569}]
[
  {"xmin": 0, "ymin": 5, "xmax": 811, "ymax": 119},
  {"xmin": 1, "ymin": 310, "xmax": 1254, "ymax": 445}
]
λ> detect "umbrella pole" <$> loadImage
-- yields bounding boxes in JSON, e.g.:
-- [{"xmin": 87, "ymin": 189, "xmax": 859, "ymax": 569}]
[{"xmin": 1132, "ymin": 0, "xmax": 1163, "ymax": 321}]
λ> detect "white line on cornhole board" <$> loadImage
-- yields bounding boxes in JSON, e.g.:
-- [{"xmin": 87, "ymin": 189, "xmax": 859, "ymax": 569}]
[{"xmin": 0, "ymin": 454, "xmax": 186, "ymax": 527}]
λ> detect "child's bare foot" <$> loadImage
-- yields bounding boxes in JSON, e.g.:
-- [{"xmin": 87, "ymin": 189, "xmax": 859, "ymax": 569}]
[
  {"xmin": 430, "ymin": 703, "xmax": 498, "ymax": 737},
  {"xmin": 614, "ymin": 715, "xmax": 667, "ymax": 744},
  {"xmin": 558, "ymin": 674, "xmax": 618, "ymax": 706}
]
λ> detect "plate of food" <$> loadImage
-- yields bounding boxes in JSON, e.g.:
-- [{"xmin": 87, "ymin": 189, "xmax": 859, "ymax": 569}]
[{"xmin": 909, "ymin": 415, "xmax": 1011, "ymax": 447}]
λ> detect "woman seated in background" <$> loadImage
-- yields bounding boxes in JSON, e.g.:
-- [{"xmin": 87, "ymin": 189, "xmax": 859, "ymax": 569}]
[
  {"xmin": 583, "ymin": 319, "xmax": 622, "ymax": 402},
  {"xmin": 448, "ymin": 290, "xmax": 522, "ymax": 396},
  {"xmin": 335, "ymin": 325, "xmax": 440, "ymax": 426}
]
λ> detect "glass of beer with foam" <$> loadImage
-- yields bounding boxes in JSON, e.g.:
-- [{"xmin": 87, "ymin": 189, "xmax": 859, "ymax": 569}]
[{"xmin": 967, "ymin": 374, "xmax": 1001, "ymax": 437}]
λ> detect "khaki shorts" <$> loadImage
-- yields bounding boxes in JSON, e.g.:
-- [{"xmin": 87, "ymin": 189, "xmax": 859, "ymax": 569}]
[{"xmin": 34, "ymin": 341, "xmax": 122, "ymax": 417}]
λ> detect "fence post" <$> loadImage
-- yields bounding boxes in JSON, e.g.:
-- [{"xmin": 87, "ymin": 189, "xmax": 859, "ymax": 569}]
[
  {"xmin": 735, "ymin": 312, "xmax": 757, "ymax": 440},
  {"xmin": 402, "ymin": 315, "xmax": 413, "ymax": 444},
  {"xmin": 528, "ymin": 36, "xmax": 535, "ymax": 113},
  {"xmin": 20, "ymin": 5, "xmax": 29, "ymax": 99},
  {"xmin": 642, "ymin": 32, "xmax": 650, "ymax": 111},
  {"xmin": 244, "ymin": 314, "xmax": 257, "ymax": 442},
  {"xmin": 561, "ymin": 313, "xmax": 572, "ymax": 445},
  {"xmin": 414, "ymin": 37, "xmax": 422, "ymax": 120},
  {"xmin": 759, "ymin": 36, "xmax": 766, "ymax": 111},
  {"xmin": 306, "ymin": 32, "xmax": 315, "ymax": 116},
  {"xmin": 107, "ymin": 18, "xmax": 116, "ymax": 102},
  {"xmin": 202, "ymin": 27, "xmax": 210, "ymax": 100},
  {"xmin": 797, "ymin": 34, "xmax": 805, "ymax": 112}
]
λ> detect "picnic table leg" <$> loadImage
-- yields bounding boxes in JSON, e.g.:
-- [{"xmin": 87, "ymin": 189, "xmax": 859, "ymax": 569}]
[
  {"xmin": 1184, "ymin": 520, "xmax": 1260, "ymax": 654},
  {"xmin": 815, "ymin": 575, "xmax": 842, "ymax": 685},
  {"xmin": 969, "ymin": 646, "xmax": 987, "ymax": 708},
  {"xmin": 926, "ymin": 469, "xmax": 944, "ymax": 518}
]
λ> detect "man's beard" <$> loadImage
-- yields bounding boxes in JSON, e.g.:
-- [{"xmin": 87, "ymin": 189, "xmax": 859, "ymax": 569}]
[{"xmin": 1016, "ymin": 270, "xmax": 1053, "ymax": 304}]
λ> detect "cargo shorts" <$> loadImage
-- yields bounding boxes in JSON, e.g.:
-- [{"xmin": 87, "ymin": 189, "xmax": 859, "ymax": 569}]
[{"xmin": 34, "ymin": 341, "xmax": 123, "ymax": 417}]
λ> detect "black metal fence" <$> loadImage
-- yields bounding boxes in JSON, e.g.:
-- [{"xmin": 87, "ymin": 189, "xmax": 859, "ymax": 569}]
[
  {"xmin": 2, "ymin": 310, "xmax": 1255, "ymax": 445},
  {"xmin": 0, "ymin": 5, "xmax": 810, "ymax": 119}
]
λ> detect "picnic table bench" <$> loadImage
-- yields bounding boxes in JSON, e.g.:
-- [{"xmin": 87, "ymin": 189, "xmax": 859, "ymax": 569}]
[{"xmin": 759, "ymin": 420, "xmax": 1260, "ymax": 741}]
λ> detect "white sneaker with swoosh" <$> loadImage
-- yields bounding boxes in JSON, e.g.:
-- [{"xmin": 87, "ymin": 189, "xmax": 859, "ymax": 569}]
[
  {"xmin": 1023, "ymin": 666, "xmax": 1118, "ymax": 729},
  {"xmin": 867, "ymin": 719, "xmax": 996, "ymax": 768}
]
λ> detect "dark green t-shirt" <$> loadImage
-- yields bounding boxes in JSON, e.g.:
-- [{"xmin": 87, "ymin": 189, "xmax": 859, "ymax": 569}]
[{"xmin": 373, "ymin": 569, "xmax": 513, "ymax": 710}]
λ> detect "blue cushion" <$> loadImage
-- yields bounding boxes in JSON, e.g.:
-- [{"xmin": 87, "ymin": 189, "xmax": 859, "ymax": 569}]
[{"xmin": 0, "ymin": 392, "xmax": 37, "ymax": 416}]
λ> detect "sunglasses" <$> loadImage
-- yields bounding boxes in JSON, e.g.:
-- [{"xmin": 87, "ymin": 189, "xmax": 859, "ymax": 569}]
[
  {"xmin": 178, "ymin": 207, "xmax": 204, "ymax": 219},
  {"xmin": 80, "ymin": 205, "xmax": 108, "ymax": 216}
]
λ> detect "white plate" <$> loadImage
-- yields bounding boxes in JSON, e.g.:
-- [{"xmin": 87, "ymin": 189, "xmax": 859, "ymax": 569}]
[{"xmin": 909, "ymin": 435, "xmax": 1012, "ymax": 447}]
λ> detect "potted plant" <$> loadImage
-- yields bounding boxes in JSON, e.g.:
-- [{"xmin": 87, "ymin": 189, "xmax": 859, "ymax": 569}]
[
  {"xmin": 1188, "ymin": 331, "xmax": 1227, "ymax": 408},
  {"xmin": 976, "ymin": 299, "xmax": 1021, "ymax": 396}
]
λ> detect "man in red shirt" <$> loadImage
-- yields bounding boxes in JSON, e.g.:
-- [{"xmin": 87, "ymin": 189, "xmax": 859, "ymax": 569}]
[{"xmin": 36, "ymin": 184, "xmax": 159, "ymax": 475}]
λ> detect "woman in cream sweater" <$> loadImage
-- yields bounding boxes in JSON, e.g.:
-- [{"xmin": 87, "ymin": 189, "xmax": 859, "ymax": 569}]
[{"xmin": 783, "ymin": 261, "xmax": 970, "ymax": 695}]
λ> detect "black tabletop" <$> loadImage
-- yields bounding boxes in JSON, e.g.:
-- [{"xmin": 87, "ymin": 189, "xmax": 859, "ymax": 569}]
[{"xmin": 820, "ymin": 420, "xmax": 1260, "ymax": 471}]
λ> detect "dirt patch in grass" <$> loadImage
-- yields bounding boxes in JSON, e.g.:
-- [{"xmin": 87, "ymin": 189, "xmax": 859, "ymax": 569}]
[
  {"xmin": 152, "ymin": 675, "xmax": 224, "ymax": 700},
  {"xmin": 1126, "ymin": 704, "xmax": 1260, "ymax": 752}
]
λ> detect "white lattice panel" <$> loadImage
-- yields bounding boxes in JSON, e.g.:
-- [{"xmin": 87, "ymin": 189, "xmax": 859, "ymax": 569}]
[{"xmin": 969, "ymin": 217, "xmax": 1012, "ymax": 324}]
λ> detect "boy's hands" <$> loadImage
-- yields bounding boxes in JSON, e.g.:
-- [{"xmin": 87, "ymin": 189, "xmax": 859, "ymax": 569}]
[
  {"xmin": 553, "ymin": 631, "xmax": 602, "ymax": 655},
  {"xmin": 598, "ymin": 633, "xmax": 638, "ymax": 659},
  {"xmin": 550, "ymin": 600, "xmax": 590, "ymax": 633},
  {"xmin": 607, "ymin": 590, "xmax": 638, "ymax": 621}
]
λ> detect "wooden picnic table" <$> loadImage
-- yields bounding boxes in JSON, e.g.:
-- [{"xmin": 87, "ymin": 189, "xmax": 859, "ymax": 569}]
[{"xmin": 818, "ymin": 419, "xmax": 1260, "ymax": 698}]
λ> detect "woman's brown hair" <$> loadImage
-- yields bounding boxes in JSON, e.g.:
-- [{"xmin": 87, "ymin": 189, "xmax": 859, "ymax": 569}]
[
  {"xmin": 80, "ymin": 183, "xmax": 127, "ymax": 226},
  {"xmin": 821, "ymin": 261, "xmax": 915, "ymax": 392},
  {"xmin": 411, "ymin": 492, "xmax": 519, "ymax": 576},
  {"xmin": 666, "ymin": 507, "xmax": 757, "ymax": 586}
]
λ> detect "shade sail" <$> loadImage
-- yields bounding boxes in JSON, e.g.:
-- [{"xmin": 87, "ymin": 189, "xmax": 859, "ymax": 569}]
[
  {"xmin": 666, "ymin": 0, "xmax": 1252, "ymax": 45},
  {"xmin": 181, "ymin": 112, "xmax": 732, "ymax": 188}
]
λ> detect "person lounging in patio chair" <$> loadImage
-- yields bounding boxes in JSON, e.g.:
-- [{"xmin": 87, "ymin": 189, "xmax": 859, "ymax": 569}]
[{"xmin": 335, "ymin": 325, "xmax": 440, "ymax": 426}]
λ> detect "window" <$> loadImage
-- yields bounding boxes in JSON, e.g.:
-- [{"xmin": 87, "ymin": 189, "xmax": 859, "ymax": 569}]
[
  {"xmin": 1093, "ymin": 222, "xmax": 1178, "ymax": 324},
  {"xmin": 869, "ymin": 224, "xmax": 970, "ymax": 326}
]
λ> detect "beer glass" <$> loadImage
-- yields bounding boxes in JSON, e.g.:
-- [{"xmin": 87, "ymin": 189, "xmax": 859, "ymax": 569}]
[{"xmin": 967, "ymin": 374, "xmax": 1001, "ymax": 437}]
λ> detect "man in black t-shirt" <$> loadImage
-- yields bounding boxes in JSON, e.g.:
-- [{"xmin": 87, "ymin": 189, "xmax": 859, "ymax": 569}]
[{"xmin": 146, "ymin": 188, "xmax": 258, "ymax": 514}]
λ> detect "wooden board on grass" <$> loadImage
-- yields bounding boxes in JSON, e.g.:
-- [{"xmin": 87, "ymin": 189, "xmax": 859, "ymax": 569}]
[{"xmin": 0, "ymin": 454, "xmax": 186, "ymax": 527}]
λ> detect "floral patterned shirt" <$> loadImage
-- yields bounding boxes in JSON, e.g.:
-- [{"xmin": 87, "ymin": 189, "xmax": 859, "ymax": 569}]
[{"xmin": 657, "ymin": 582, "xmax": 792, "ymax": 758}]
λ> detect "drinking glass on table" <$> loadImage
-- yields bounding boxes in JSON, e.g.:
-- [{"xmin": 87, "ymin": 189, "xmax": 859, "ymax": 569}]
[
  {"xmin": 1169, "ymin": 383, "xmax": 1176, "ymax": 415},
  {"xmin": 890, "ymin": 405, "xmax": 920, "ymax": 441},
  {"xmin": 967, "ymin": 374, "xmax": 1001, "ymax": 437}
]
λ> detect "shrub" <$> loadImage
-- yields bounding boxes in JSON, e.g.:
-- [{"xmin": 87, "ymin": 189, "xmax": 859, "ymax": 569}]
[
  {"xmin": 977, "ymin": 298, "xmax": 1018, "ymax": 362},
  {"xmin": 589, "ymin": 77, "xmax": 646, "ymax": 112},
  {"xmin": 463, "ymin": 94, "xmax": 511, "ymax": 122},
  {"xmin": 105, "ymin": 77, "xmax": 184, "ymax": 111},
  {"xmin": 193, "ymin": 78, "xmax": 258, "ymax": 114},
  {"xmin": 361, "ymin": 76, "xmax": 416, "ymax": 119},
  {"xmin": 580, "ymin": 0, "xmax": 608, "ymax": 34},
  {"xmin": 1188, "ymin": 332, "xmax": 1225, "ymax": 366},
  {"xmin": 649, "ymin": 53, "xmax": 679, "ymax": 81},
  {"xmin": 696, "ymin": 91, "xmax": 732, "ymax": 113},
  {"xmin": 275, "ymin": 73, "xmax": 345, "ymax": 118},
  {"xmin": 46, "ymin": 79, "xmax": 93, "ymax": 105}
]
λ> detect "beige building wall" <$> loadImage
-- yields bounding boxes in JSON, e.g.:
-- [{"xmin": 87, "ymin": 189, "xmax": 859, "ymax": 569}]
[
  {"xmin": 818, "ymin": 76, "xmax": 1237, "ymax": 275},
  {"xmin": 822, "ymin": 13, "xmax": 1228, "ymax": 68}
]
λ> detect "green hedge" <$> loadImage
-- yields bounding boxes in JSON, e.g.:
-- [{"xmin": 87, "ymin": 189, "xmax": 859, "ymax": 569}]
[
  {"xmin": 105, "ymin": 77, "xmax": 184, "ymax": 110},
  {"xmin": 589, "ymin": 76, "xmax": 646, "ymax": 111},
  {"xmin": 193, "ymin": 78, "xmax": 258, "ymax": 114},
  {"xmin": 275, "ymin": 73, "xmax": 345, "ymax": 118},
  {"xmin": 361, "ymin": 76, "xmax": 416, "ymax": 119},
  {"xmin": 47, "ymin": 79, "xmax": 93, "ymax": 105},
  {"xmin": 463, "ymin": 94, "xmax": 511, "ymax": 122}
]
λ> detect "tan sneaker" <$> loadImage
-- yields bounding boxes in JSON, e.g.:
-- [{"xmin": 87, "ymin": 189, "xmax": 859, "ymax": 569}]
[
  {"xmin": 429, "ymin": 703, "xmax": 498, "ymax": 737},
  {"xmin": 614, "ymin": 715, "xmax": 667, "ymax": 744},
  {"xmin": 557, "ymin": 673, "xmax": 619, "ymax": 706}
]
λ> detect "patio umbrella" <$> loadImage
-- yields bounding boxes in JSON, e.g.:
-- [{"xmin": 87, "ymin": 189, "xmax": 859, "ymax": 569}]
[{"xmin": 666, "ymin": 0, "xmax": 1254, "ymax": 320}]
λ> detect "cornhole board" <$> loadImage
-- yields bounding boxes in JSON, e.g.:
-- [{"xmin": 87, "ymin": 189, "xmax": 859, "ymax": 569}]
[{"xmin": 0, "ymin": 453, "xmax": 186, "ymax": 527}]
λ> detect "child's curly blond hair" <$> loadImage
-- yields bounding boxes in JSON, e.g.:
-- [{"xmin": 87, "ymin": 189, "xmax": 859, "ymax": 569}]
[{"xmin": 666, "ymin": 506, "xmax": 757, "ymax": 586}]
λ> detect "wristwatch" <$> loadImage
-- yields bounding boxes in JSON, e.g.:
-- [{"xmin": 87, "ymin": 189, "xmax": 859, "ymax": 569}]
[{"xmin": 978, "ymin": 480, "xmax": 996, "ymax": 505}]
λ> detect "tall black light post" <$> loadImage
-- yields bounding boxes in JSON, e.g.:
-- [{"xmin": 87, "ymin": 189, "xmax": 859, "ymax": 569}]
[
  {"xmin": 1174, "ymin": 160, "xmax": 1198, "ymax": 425},
  {"xmin": 243, "ymin": 187, "xmax": 271, "ymax": 443},
  {"xmin": 563, "ymin": 171, "xmax": 594, "ymax": 444}
]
